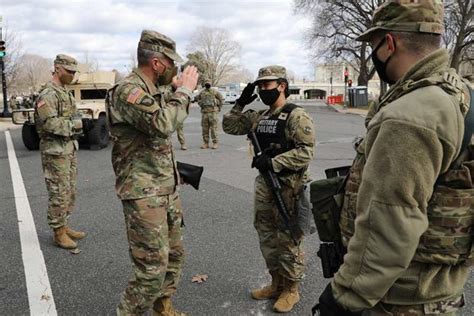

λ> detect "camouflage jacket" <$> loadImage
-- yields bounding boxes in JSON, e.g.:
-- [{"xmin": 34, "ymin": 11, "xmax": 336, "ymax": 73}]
[
  {"xmin": 34, "ymin": 82, "xmax": 79, "ymax": 155},
  {"xmin": 197, "ymin": 88, "xmax": 224, "ymax": 113},
  {"xmin": 333, "ymin": 49, "xmax": 472, "ymax": 311},
  {"xmin": 222, "ymin": 102, "xmax": 315, "ymax": 188},
  {"xmin": 107, "ymin": 68, "xmax": 192, "ymax": 200}
]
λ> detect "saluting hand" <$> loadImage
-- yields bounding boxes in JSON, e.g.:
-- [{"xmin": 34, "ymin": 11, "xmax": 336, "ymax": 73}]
[
  {"xmin": 174, "ymin": 65, "xmax": 199, "ymax": 92},
  {"xmin": 236, "ymin": 82, "xmax": 257, "ymax": 107}
]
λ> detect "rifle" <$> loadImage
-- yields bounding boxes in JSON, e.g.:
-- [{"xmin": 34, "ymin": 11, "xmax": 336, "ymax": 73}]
[{"xmin": 248, "ymin": 131, "xmax": 298, "ymax": 245}]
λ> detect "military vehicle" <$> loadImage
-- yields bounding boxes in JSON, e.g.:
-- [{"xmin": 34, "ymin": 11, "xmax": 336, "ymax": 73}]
[{"xmin": 12, "ymin": 69, "xmax": 116, "ymax": 150}]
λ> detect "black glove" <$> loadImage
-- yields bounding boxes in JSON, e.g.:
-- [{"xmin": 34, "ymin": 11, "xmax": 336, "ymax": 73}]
[
  {"xmin": 314, "ymin": 284, "xmax": 362, "ymax": 316},
  {"xmin": 251, "ymin": 153, "xmax": 274, "ymax": 173},
  {"xmin": 236, "ymin": 82, "xmax": 257, "ymax": 107}
]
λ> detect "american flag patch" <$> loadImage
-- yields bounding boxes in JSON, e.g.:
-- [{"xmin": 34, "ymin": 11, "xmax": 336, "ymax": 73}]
[
  {"xmin": 37, "ymin": 100, "xmax": 46, "ymax": 108},
  {"xmin": 127, "ymin": 88, "xmax": 145, "ymax": 104}
]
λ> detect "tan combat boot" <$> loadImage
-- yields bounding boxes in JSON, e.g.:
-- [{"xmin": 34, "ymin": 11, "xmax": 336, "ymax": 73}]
[
  {"xmin": 54, "ymin": 226, "xmax": 77, "ymax": 249},
  {"xmin": 251, "ymin": 270, "xmax": 282, "ymax": 300},
  {"xmin": 211, "ymin": 143, "xmax": 218, "ymax": 149},
  {"xmin": 180, "ymin": 144, "xmax": 187, "ymax": 151},
  {"xmin": 153, "ymin": 297, "xmax": 186, "ymax": 316},
  {"xmin": 200, "ymin": 143, "xmax": 209, "ymax": 149},
  {"xmin": 65, "ymin": 226, "xmax": 86, "ymax": 240},
  {"xmin": 273, "ymin": 278, "xmax": 300, "ymax": 313}
]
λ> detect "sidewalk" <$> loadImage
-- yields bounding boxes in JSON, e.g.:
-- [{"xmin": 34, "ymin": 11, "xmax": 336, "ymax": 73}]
[{"xmin": 327, "ymin": 103, "xmax": 368, "ymax": 117}]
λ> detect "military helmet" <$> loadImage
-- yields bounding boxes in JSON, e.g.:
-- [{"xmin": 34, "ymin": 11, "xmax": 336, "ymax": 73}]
[
  {"xmin": 255, "ymin": 65, "xmax": 287, "ymax": 82},
  {"xmin": 138, "ymin": 29, "xmax": 183, "ymax": 62},
  {"xmin": 54, "ymin": 54, "xmax": 78, "ymax": 72},
  {"xmin": 356, "ymin": 0, "xmax": 444, "ymax": 42}
]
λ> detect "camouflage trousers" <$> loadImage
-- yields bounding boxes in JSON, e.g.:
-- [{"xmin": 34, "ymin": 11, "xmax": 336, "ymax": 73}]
[
  {"xmin": 41, "ymin": 151, "xmax": 77, "ymax": 230},
  {"xmin": 117, "ymin": 191, "xmax": 185, "ymax": 315},
  {"xmin": 176, "ymin": 125, "xmax": 185, "ymax": 146},
  {"xmin": 363, "ymin": 295, "xmax": 464, "ymax": 316},
  {"xmin": 201, "ymin": 112, "xmax": 219, "ymax": 144},
  {"xmin": 254, "ymin": 175, "xmax": 305, "ymax": 281}
]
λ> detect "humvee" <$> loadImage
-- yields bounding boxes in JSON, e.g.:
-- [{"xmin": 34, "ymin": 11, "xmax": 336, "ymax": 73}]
[{"xmin": 12, "ymin": 70, "xmax": 116, "ymax": 150}]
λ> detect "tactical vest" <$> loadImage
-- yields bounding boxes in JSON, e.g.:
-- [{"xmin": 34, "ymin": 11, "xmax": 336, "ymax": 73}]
[
  {"xmin": 200, "ymin": 90, "xmax": 215, "ymax": 108},
  {"xmin": 254, "ymin": 103, "xmax": 299, "ymax": 158},
  {"xmin": 339, "ymin": 71, "xmax": 474, "ymax": 266}
]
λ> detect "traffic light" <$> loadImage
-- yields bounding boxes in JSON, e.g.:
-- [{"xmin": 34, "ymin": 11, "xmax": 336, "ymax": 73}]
[
  {"xmin": 0, "ymin": 40, "xmax": 5, "ymax": 58},
  {"xmin": 344, "ymin": 68, "xmax": 349, "ymax": 83}
]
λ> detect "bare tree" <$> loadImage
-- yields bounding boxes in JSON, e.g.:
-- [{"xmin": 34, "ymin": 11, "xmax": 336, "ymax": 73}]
[
  {"xmin": 187, "ymin": 27, "xmax": 241, "ymax": 86},
  {"xmin": 1, "ymin": 23, "xmax": 24, "ymax": 93},
  {"xmin": 15, "ymin": 54, "xmax": 52, "ymax": 93},
  {"xmin": 443, "ymin": 0, "xmax": 473, "ymax": 71},
  {"xmin": 220, "ymin": 66, "xmax": 253, "ymax": 85},
  {"xmin": 82, "ymin": 51, "xmax": 100, "ymax": 72},
  {"xmin": 294, "ymin": 0, "xmax": 383, "ymax": 86}
]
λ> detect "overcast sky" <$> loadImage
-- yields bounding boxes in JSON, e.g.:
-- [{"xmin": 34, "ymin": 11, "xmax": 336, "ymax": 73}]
[{"xmin": 1, "ymin": 0, "xmax": 315, "ymax": 79}]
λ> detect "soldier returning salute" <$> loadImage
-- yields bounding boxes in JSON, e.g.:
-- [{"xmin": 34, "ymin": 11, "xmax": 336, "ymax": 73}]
[
  {"xmin": 106, "ymin": 30, "xmax": 198, "ymax": 316},
  {"xmin": 316, "ymin": 1, "xmax": 473, "ymax": 316},
  {"xmin": 197, "ymin": 82, "xmax": 224, "ymax": 149},
  {"xmin": 223, "ymin": 66, "xmax": 315, "ymax": 313},
  {"xmin": 34, "ymin": 54, "xmax": 85, "ymax": 249}
]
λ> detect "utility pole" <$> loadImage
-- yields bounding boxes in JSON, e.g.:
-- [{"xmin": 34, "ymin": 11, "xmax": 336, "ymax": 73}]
[{"xmin": 0, "ymin": 16, "xmax": 10, "ymax": 118}]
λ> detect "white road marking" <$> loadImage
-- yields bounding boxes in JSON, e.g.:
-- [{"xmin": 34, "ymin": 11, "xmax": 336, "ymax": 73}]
[{"xmin": 5, "ymin": 131, "xmax": 57, "ymax": 315}]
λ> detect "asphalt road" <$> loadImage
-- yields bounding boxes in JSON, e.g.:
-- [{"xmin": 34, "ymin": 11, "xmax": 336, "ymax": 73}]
[{"xmin": 0, "ymin": 101, "xmax": 472, "ymax": 315}]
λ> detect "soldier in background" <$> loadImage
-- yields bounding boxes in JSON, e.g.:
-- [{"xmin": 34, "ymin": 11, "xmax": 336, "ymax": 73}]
[
  {"xmin": 223, "ymin": 65, "xmax": 315, "ymax": 313},
  {"xmin": 176, "ymin": 124, "xmax": 187, "ymax": 150},
  {"xmin": 107, "ymin": 30, "xmax": 198, "ymax": 316},
  {"xmin": 33, "ymin": 54, "xmax": 85, "ymax": 249},
  {"xmin": 316, "ymin": 1, "xmax": 473, "ymax": 315},
  {"xmin": 196, "ymin": 82, "xmax": 223, "ymax": 149}
]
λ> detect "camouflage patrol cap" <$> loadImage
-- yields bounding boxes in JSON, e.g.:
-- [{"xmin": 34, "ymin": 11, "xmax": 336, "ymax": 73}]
[
  {"xmin": 54, "ymin": 54, "xmax": 78, "ymax": 72},
  {"xmin": 255, "ymin": 65, "xmax": 287, "ymax": 82},
  {"xmin": 138, "ymin": 29, "xmax": 183, "ymax": 62},
  {"xmin": 356, "ymin": 0, "xmax": 444, "ymax": 42}
]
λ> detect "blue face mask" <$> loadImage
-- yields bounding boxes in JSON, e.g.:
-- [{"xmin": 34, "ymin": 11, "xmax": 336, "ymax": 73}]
[{"xmin": 371, "ymin": 38, "xmax": 396, "ymax": 85}]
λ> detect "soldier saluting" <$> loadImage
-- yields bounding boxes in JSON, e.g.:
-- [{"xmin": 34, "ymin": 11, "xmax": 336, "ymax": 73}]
[
  {"xmin": 223, "ymin": 65, "xmax": 315, "ymax": 313},
  {"xmin": 107, "ymin": 30, "xmax": 198, "ymax": 316}
]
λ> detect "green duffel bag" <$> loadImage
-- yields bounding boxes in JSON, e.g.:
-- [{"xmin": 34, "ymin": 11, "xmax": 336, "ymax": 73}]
[{"xmin": 310, "ymin": 170, "xmax": 348, "ymax": 243}]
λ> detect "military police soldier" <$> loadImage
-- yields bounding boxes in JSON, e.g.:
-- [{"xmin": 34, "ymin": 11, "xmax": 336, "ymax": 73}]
[
  {"xmin": 197, "ymin": 82, "xmax": 224, "ymax": 149},
  {"xmin": 34, "ymin": 54, "xmax": 85, "ymax": 249},
  {"xmin": 316, "ymin": 1, "xmax": 473, "ymax": 315},
  {"xmin": 107, "ymin": 30, "xmax": 198, "ymax": 316},
  {"xmin": 223, "ymin": 65, "xmax": 315, "ymax": 313}
]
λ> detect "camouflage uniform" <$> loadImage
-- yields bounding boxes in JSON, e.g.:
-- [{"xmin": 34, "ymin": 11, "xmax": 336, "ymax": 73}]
[
  {"xmin": 34, "ymin": 54, "xmax": 82, "ymax": 230},
  {"xmin": 197, "ymin": 87, "xmax": 223, "ymax": 146},
  {"xmin": 223, "ymin": 66, "xmax": 315, "ymax": 283},
  {"xmin": 328, "ymin": 2, "xmax": 473, "ymax": 315},
  {"xmin": 107, "ymin": 30, "xmax": 192, "ymax": 316}
]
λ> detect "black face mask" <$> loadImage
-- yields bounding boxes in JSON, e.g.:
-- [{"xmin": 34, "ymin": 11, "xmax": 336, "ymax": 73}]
[
  {"xmin": 371, "ymin": 38, "xmax": 396, "ymax": 85},
  {"xmin": 259, "ymin": 88, "xmax": 280, "ymax": 106},
  {"xmin": 205, "ymin": 84, "xmax": 211, "ymax": 89}
]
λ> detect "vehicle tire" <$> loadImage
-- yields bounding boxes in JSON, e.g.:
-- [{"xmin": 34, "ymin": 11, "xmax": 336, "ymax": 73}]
[
  {"xmin": 22, "ymin": 123, "xmax": 40, "ymax": 150},
  {"xmin": 87, "ymin": 115, "xmax": 109, "ymax": 149}
]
